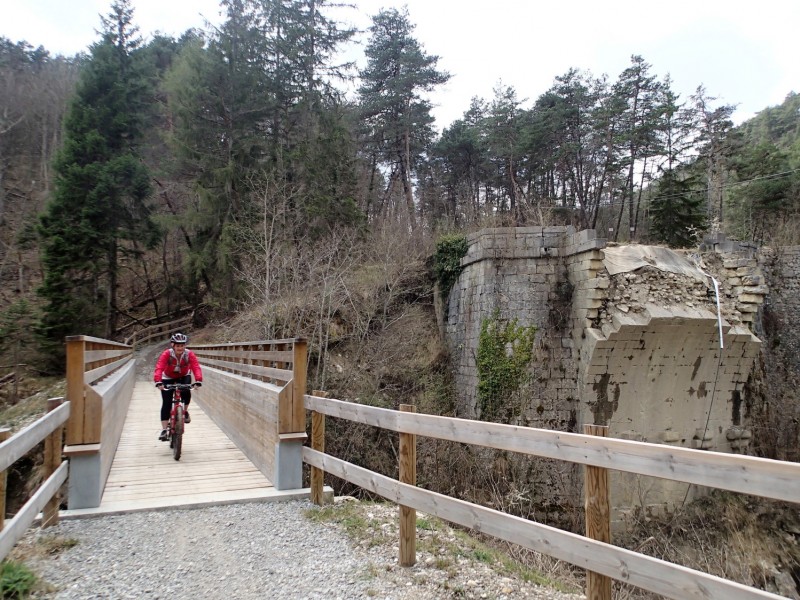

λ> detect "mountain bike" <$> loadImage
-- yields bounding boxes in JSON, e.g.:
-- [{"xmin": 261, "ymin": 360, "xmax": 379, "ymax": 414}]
[{"xmin": 162, "ymin": 383, "xmax": 197, "ymax": 461}]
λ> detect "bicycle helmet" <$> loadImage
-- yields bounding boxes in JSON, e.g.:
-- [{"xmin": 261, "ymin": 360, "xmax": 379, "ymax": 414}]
[{"xmin": 170, "ymin": 332, "xmax": 188, "ymax": 344}]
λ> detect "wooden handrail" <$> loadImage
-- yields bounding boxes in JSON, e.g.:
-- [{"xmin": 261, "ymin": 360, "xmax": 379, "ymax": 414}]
[
  {"xmin": 304, "ymin": 394, "xmax": 796, "ymax": 600},
  {"xmin": 66, "ymin": 337, "xmax": 134, "ymax": 445},
  {"xmin": 0, "ymin": 398, "xmax": 69, "ymax": 560},
  {"xmin": 124, "ymin": 313, "xmax": 194, "ymax": 347},
  {"xmin": 0, "ymin": 402, "xmax": 69, "ymax": 473},
  {"xmin": 303, "ymin": 394, "xmax": 800, "ymax": 503}
]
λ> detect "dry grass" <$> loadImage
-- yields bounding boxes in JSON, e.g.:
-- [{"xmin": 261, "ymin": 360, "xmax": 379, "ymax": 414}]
[{"xmin": 613, "ymin": 492, "xmax": 800, "ymax": 599}]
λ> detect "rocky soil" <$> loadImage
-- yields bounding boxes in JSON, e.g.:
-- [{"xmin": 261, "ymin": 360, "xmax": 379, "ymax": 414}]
[{"xmin": 13, "ymin": 498, "xmax": 586, "ymax": 600}]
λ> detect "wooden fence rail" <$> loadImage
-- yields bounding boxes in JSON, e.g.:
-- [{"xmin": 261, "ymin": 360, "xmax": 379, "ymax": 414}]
[
  {"xmin": 123, "ymin": 313, "xmax": 193, "ymax": 348},
  {"xmin": 304, "ymin": 393, "xmax": 795, "ymax": 600},
  {"xmin": 63, "ymin": 336, "xmax": 135, "ymax": 509},
  {"xmin": 0, "ymin": 398, "xmax": 69, "ymax": 561}
]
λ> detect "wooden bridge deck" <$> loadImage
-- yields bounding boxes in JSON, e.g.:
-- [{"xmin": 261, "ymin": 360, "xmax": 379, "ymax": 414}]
[{"xmin": 62, "ymin": 381, "xmax": 310, "ymax": 518}]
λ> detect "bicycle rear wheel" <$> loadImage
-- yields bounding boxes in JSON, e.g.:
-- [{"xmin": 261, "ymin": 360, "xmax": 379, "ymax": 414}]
[{"xmin": 173, "ymin": 406, "xmax": 184, "ymax": 461}]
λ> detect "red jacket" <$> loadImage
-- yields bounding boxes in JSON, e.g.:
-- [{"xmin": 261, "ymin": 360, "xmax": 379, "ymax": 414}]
[{"xmin": 154, "ymin": 348, "xmax": 203, "ymax": 383}]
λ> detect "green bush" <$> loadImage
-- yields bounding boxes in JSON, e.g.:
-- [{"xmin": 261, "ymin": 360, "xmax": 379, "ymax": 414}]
[
  {"xmin": 476, "ymin": 312, "xmax": 536, "ymax": 422},
  {"xmin": 433, "ymin": 234, "xmax": 468, "ymax": 301},
  {"xmin": 0, "ymin": 560, "xmax": 37, "ymax": 599}
]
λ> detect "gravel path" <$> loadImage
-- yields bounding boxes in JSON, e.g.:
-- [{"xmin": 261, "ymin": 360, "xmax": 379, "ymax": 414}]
[{"xmin": 17, "ymin": 499, "xmax": 586, "ymax": 600}]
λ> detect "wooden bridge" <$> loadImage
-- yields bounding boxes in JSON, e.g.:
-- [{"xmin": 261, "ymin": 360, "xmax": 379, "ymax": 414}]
[{"xmin": 0, "ymin": 334, "xmax": 798, "ymax": 600}]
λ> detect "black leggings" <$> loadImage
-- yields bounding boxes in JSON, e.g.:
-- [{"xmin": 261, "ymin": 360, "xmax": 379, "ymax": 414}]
[{"xmin": 160, "ymin": 376, "xmax": 192, "ymax": 421}]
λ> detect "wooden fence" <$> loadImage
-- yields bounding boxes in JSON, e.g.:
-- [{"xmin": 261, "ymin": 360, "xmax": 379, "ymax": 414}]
[
  {"xmin": 190, "ymin": 339, "xmax": 307, "ymax": 490},
  {"xmin": 304, "ymin": 394, "xmax": 799, "ymax": 600},
  {"xmin": 63, "ymin": 336, "xmax": 135, "ymax": 509},
  {"xmin": 0, "ymin": 398, "xmax": 69, "ymax": 561},
  {"xmin": 123, "ymin": 313, "xmax": 193, "ymax": 348}
]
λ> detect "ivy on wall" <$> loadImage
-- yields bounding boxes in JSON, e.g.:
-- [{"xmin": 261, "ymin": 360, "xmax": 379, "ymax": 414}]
[
  {"xmin": 433, "ymin": 234, "xmax": 468, "ymax": 300},
  {"xmin": 476, "ymin": 311, "xmax": 536, "ymax": 422}
]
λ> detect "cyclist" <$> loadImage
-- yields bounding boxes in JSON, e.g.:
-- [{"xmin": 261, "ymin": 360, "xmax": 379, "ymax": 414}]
[{"xmin": 154, "ymin": 332, "xmax": 203, "ymax": 441}]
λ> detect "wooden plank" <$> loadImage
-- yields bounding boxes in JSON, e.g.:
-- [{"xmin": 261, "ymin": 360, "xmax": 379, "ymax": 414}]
[
  {"xmin": 302, "ymin": 449, "xmax": 784, "ymax": 600},
  {"xmin": 82, "ymin": 385, "xmax": 102, "ymax": 444},
  {"xmin": 584, "ymin": 424, "xmax": 610, "ymax": 600},
  {"xmin": 310, "ymin": 411, "xmax": 325, "ymax": 505},
  {"xmin": 0, "ymin": 403, "xmax": 70, "ymax": 473},
  {"xmin": 304, "ymin": 395, "xmax": 800, "ymax": 504},
  {"xmin": 291, "ymin": 339, "xmax": 307, "ymax": 432},
  {"xmin": 84, "ymin": 349, "xmax": 133, "ymax": 364},
  {"xmin": 399, "ymin": 404, "xmax": 416, "ymax": 567},
  {"xmin": 65, "ymin": 335, "xmax": 129, "ymax": 348},
  {"xmin": 192, "ymin": 349, "xmax": 294, "ymax": 363},
  {"xmin": 98, "ymin": 381, "xmax": 275, "ymax": 511},
  {"xmin": 98, "ymin": 361, "xmax": 135, "ymax": 486},
  {"xmin": 84, "ymin": 355, "xmax": 132, "ymax": 385},
  {"xmin": 43, "ymin": 399, "xmax": 64, "ymax": 528},
  {"xmin": 191, "ymin": 339, "xmax": 297, "ymax": 350},
  {"xmin": 278, "ymin": 384, "xmax": 293, "ymax": 435},
  {"xmin": 63, "ymin": 444, "xmax": 101, "ymax": 456},
  {"xmin": 198, "ymin": 357, "xmax": 292, "ymax": 382},
  {"xmin": 0, "ymin": 462, "xmax": 68, "ymax": 561},
  {"xmin": 197, "ymin": 369, "xmax": 280, "ymax": 478},
  {"xmin": 65, "ymin": 338, "xmax": 85, "ymax": 445}
]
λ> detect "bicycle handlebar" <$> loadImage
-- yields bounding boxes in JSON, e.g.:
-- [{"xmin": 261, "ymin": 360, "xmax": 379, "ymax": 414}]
[{"xmin": 160, "ymin": 383, "xmax": 199, "ymax": 390}]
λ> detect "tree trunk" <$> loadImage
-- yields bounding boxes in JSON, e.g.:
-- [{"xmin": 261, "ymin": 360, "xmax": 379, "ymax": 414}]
[{"xmin": 399, "ymin": 130, "xmax": 417, "ymax": 230}]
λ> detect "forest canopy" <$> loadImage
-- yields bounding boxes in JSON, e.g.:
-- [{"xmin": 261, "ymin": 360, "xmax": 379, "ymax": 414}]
[{"xmin": 0, "ymin": 0, "xmax": 798, "ymax": 366}]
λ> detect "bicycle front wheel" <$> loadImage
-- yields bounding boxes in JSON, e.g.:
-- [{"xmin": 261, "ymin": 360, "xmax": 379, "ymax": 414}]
[{"xmin": 173, "ymin": 406, "xmax": 184, "ymax": 461}]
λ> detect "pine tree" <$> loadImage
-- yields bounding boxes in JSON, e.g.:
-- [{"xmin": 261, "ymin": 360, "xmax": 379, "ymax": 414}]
[
  {"xmin": 649, "ymin": 171, "xmax": 705, "ymax": 247},
  {"xmin": 37, "ymin": 0, "xmax": 158, "ymax": 361},
  {"xmin": 164, "ymin": 0, "xmax": 359, "ymax": 304},
  {"xmin": 358, "ymin": 8, "xmax": 450, "ymax": 229},
  {"xmin": 649, "ymin": 85, "xmax": 706, "ymax": 247}
]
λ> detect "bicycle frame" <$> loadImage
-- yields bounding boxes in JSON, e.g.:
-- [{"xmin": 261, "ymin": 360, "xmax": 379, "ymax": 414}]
[{"xmin": 162, "ymin": 383, "xmax": 194, "ymax": 461}]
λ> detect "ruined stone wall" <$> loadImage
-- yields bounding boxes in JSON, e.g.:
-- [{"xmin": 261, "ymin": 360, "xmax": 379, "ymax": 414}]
[
  {"xmin": 446, "ymin": 227, "xmax": 602, "ymax": 429},
  {"xmin": 445, "ymin": 227, "xmax": 766, "ymax": 524}
]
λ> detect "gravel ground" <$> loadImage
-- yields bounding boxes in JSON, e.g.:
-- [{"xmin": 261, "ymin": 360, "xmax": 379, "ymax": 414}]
[{"xmin": 15, "ymin": 499, "xmax": 586, "ymax": 600}]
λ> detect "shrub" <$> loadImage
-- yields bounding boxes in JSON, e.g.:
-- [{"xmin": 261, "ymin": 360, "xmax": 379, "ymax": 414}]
[
  {"xmin": 433, "ymin": 234, "xmax": 468, "ymax": 301},
  {"xmin": 476, "ymin": 312, "xmax": 536, "ymax": 422}
]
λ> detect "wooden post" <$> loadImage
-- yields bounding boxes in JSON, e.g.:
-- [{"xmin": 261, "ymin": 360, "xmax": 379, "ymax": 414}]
[
  {"xmin": 291, "ymin": 338, "xmax": 308, "ymax": 433},
  {"xmin": 65, "ymin": 336, "xmax": 86, "ymax": 445},
  {"xmin": 43, "ymin": 398, "xmax": 64, "ymax": 527},
  {"xmin": 310, "ymin": 411, "xmax": 325, "ymax": 505},
  {"xmin": 399, "ymin": 404, "xmax": 417, "ymax": 567},
  {"xmin": 584, "ymin": 424, "xmax": 611, "ymax": 600},
  {"xmin": 310, "ymin": 390, "xmax": 328, "ymax": 506},
  {"xmin": 0, "ymin": 429, "xmax": 10, "ymax": 530}
]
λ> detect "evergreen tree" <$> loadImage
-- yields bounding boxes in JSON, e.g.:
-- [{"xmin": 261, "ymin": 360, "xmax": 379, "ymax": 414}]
[
  {"xmin": 164, "ymin": 0, "xmax": 359, "ymax": 305},
  {"xmin": 649, "ymin": 171, "xmax": 705, "ymax": 247},
  {"xmin": 37, "ymin": 0, "xmax": 158, "ymax": 360},
  {"xmin": 648, "ymin": 84, "xmax": 706, "ymax": 247},
  {"xmin": 485, "ymin": 84, "xmax": 528, "ymax": 223},
  {"xmin": 690, "ymin": 86, "xmax": 737, "ymax": 228},
  {"xmin": 612, "ymin": 55, "xmax": 665, "ymax": 240},
  {"xmin": 358, "ymin": 8, "xmax": 450, "ymax": 229},
  {"xmin": 432, "ymin": 98, "xmax": 490, "ymax": 225}
]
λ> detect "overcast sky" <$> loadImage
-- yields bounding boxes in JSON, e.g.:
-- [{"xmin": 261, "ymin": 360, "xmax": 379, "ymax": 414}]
[{"xmin": 4, "ymin": 0, "xmax": 798, "ymax": 130}]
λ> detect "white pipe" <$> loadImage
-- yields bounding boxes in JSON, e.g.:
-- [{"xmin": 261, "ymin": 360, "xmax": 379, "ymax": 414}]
[{"xmin": 711, "ymin": 276, "xmax": 724, "ymax": 350}]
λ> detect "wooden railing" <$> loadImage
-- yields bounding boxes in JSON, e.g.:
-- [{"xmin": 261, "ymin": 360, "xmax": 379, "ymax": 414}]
[
  {"xmin": 0, "ymin": 398, "xmax": 69, "ymax": 560},
  {"xmin": 191, "ymin": 339, "xmax": 307, "ymax": 490},
  {"xmin": 63, "ymin": 336, "xmax": 135, "ymax": 509},
  {"xmin": 123, "ymin": 313, "xmax": 193, "ymax": 348},
  {"xmin": 304, "ymin": 394, "xmax": 799, "ymax": 600}
]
